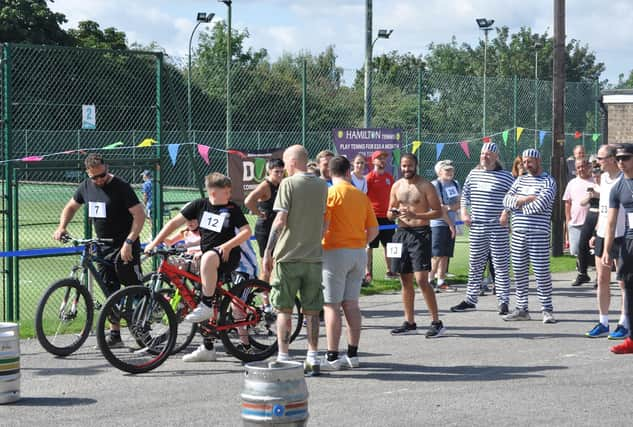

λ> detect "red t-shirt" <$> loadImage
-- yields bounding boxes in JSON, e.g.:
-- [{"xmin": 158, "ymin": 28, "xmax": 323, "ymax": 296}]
[{"xmin": 366, "ymin": 170, "xmax": 394, "ymax": 218}]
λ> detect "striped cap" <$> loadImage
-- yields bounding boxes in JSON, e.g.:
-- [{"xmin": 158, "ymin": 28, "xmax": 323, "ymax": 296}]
[
  {"xmin": 481, "ymin": 142, "xmax": 498, "ymax": 153},
  {"xmin": 522, "ymin": 148, "xmax": 541, "ymax": 159}
]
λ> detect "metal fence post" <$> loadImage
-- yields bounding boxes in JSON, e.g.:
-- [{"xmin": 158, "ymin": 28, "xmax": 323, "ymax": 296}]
[
  {"xmin": 302, "ymin": 59, "xmax": 307, "ymax": 147},
  {"xmin": 417, "ymin": 66, "xmax": 422, "ymax": 142},
  {"xmin": 2, "ymin": 43, "xmax": 14, "ymax": 321},
  {"xmin": 153, "ymin": 53, "xmax": 163, "ymax": 239},
  {"xmin": 513, "ymin": 76, "xmax": 518, "ymax": 159}
]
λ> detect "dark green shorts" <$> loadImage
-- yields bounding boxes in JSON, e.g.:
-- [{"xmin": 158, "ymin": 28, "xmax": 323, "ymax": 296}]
[{"xmin": 270, "ymin": 262, "xmax": 324, "ymax": 312}]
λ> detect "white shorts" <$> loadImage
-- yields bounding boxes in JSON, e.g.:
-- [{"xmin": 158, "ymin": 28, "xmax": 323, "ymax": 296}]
[{"xmin": 322, "ymin": 248, "xmax": 367, "ymax": 304}]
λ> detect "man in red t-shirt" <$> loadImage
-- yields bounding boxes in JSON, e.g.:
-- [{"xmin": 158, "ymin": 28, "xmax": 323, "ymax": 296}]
[{"xmin": 365, "ymin": 150, "xmax": 397, "ymax": 282}]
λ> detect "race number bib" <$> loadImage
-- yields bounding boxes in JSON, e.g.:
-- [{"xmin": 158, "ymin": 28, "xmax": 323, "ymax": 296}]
[
  {"xmin": 88, "ymin": 201, "xmax": 106, "ymax": 218},
  {"xmin": 200, "ymin": 211, "xmax": 224, "ymax": 232},
  {"xmin": 477, "ymin": 182, "xmax": 492, "ymax": 192},
  {"xmin": 445, "ymin": 186, "xmax": 459, "ymax": 199},
  {"xmin": 386, "ymin": 243, "xmax": 403, "ymax": 258}
]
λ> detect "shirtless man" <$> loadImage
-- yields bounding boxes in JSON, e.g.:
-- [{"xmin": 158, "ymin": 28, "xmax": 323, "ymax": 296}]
[{"xmin": 388, "ymin": 153, "xmax": 446, "ymax": 337}]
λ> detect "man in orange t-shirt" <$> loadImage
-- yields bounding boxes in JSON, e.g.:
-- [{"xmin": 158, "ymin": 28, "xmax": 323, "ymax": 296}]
[
  {"xmin": 321, "ymin": 156, "xmax": 378, "ymax": 370},
  {"xmin": 366, "ymin": 150, "xmax": 396, "ymax": 283}
]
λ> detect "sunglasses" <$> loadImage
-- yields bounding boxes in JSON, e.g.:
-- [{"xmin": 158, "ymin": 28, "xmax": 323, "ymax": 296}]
[
  {"xmin": 596, "ymin": 156, "xmax": 611, "ymax": 160},
  {"xmin": 88, "ymin": 171, "xmax": 108, "ymax": 180},
  {"xmin": 615, "ymin": 156, "xmax": 632, "ymax": 162}
]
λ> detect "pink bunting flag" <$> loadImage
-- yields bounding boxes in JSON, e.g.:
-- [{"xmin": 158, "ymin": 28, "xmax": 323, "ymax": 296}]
[
  {"xmin": 197, "ymin": 144, "xmax": 210, "ymax": 165},
  {"xmin": 21, "ymin": 156, "xmax": 44, "ymax": 162},
  {"xmin": 459, "ymin": 141, "xmax": 470, "ymax": 159}
]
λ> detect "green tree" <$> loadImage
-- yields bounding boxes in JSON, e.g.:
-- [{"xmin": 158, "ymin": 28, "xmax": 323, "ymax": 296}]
[
  {"xmin": 0, "ymin": 0, "xmax": 72, "ymax": 45},
  {"xmin": 615, "ymin": 70, "xmax": 633, "ymax": 88},
  {"xmin": 67, "ymin": 20, "xmax": 127, "ymax": 50}
]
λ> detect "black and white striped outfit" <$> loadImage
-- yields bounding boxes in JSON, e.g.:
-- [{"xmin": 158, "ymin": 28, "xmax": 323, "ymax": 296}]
[
  {"xmin": 503, "ymin": 172, "xmax": 557, "ymax": 312},
  {"xmin": 461, "ymin": 167, "xmax": 515, "ymax": 305}
]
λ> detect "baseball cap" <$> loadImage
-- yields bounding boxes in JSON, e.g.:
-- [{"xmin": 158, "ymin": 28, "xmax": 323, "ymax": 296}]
[
  {"xmin": 370, "ymin": 150, "xmax": 388, "ymax": 162},
  {"xmin": 141, "ymin": 169, "xmax": 152, "ymax": 177},
  {"xmin": 615, "ymin": 144, "xmax": 633, "ymax": 157}
]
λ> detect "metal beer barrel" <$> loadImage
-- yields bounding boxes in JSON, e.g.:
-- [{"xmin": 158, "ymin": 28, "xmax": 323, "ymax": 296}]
[
  {"xmin": 241, "ymin": 361, "xmax": 309, "ymax": 426},
  {"xmin": 0, "ymin": 323, "xmax": 20, "ymax": 404}
]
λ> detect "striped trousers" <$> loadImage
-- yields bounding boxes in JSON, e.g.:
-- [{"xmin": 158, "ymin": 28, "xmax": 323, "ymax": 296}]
[
  {"xmin": 510, "ymin": 231, "xmax": 553, "ymax": 312},
  {"xmin": 466, "ymin": 223, "xmax": 511, "ymax": 305}
]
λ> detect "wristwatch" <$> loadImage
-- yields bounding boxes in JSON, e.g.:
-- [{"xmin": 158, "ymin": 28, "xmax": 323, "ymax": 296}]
[{"xmin": 125, "ymin": 238, "xmax": 135, "ymax": 245}]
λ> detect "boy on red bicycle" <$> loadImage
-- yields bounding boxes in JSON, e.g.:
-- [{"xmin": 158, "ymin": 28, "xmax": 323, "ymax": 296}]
[{"xmin": 145, "ymin": 173, "xmax": 251, "ymax": 322}]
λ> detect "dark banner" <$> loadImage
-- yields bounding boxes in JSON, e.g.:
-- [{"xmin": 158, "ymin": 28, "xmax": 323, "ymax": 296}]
[
  {"xmin": 332, "ymin": 128, "xmax": 403, "ymax": 176},
  {"xmin": 228, "ymin": 148, "xmax": 285, "ymax": 204}
]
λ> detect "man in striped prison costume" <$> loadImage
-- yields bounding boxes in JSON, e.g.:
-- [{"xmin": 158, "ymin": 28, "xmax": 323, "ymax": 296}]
[
  {"xmin": 450, "ymin": 142, "xmax": 515, "ymax": 315},
  {"xmin": 503, "ymin": 148, "xmax": 557, "ymax": 324}
]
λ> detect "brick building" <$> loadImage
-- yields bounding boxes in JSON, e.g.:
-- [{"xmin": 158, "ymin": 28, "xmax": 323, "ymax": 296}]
[{"xmin": 602, "ymin": 89, "xmax": 633, "ymax": 144}]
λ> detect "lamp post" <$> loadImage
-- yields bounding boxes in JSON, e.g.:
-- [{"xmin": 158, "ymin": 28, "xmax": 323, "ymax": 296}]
[
  {"xmin": 219, "ymin": 0, "xmax": 232, "ymax": 150},
  {"xmin": 188, "ymin": 12, "xmax": 214, "ymax": 141},
  {"xmin": 534, "ymin": 41, "xmax": 542, "ymax": 147},
  {"xmin": 476, "ymin": 18, "xmax": 494, "ymax": 136},
  {"xmin": 364, "ymin": 25, "xmax": 393, "ymax": 128}
]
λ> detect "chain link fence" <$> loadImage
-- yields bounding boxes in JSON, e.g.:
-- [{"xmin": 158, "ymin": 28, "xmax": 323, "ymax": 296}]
[{"xmin": 1, "ymin": 43, "xmax": 601, "ymax": 326}]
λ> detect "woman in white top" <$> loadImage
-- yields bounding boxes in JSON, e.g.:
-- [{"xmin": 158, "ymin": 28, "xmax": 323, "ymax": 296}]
[{"xmin": 351, "ymin": 153, "xmax": 368, "ymax": 193}]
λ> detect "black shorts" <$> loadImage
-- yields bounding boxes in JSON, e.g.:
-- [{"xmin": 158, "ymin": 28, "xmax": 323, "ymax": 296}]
[
  {"xmin": 254, "ymin": 217, "xmax": 274, "ymax": 257},
  {"xmin": 431, "ymin": 226, "xmax": 455, "ymax": 257},
  {"xmin": 369, "ymin": 217, "xmax": 396, "ymax": 249},
  {"xmin": 390, "ymin": 226, "xmax": 432, "ymax": 274},
  {"xmin": 594, "ymin": 236, "xmax": 623, "ymax": 259},
  {"xmin": 98, "ymin": 241, "xmax": 143, "ymax": 297}
]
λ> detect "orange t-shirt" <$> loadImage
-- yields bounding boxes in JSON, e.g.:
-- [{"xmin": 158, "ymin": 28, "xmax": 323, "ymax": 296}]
[
  {"xmin": 323, "ymin": 181, "xmax": 379, "ymax": 250},
  {"xmin": 366, "ymin": 170, "xmax": 394, "ymax": 218}
]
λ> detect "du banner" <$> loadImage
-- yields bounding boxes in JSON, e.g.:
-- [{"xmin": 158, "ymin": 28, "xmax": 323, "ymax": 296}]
[
  {"xmin": 228, "ymin": 148, "xmax": 285, "ymax": 204},
  {"xmin": 332, "ymin": 128, "xmax": 402, "ymax": 176}
]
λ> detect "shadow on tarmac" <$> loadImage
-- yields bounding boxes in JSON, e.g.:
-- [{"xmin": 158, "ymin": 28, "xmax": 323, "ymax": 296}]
[{"xmin": 9, "ymin": 397, "xmax": 97, "ymax": 407}]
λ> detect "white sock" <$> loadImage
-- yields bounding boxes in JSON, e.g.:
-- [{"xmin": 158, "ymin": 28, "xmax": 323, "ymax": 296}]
[
  {"xmin": 599, "ymin": 314, "xmax": 609, "ymax": 327},
  {"xmin": 306, "ymin": 350, "xmax": 319, "ymax": 363},
  {"xmin": 619, "ymin": 315, "xmax": 629, "ymax": 329},
  {"xmin": 437, "ymin": 279, "xmax": 445, "ymax": 286},
  {"xmin": 277, "ymin": 352, "xmax": 290, "ymax": 362}
]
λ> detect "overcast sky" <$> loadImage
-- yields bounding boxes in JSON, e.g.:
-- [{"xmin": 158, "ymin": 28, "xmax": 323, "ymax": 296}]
[{"xmin": 51, "ymin": 0, "xmax": 632, "ymax": 84}]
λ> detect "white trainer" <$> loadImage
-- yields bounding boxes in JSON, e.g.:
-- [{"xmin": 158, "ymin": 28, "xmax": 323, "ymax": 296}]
[
  {"xmin": 185, "ymin": 303, "xmax": 213, "ymax": 323},
  {"xmin": 182, "ymin": 344, "xmax": 217, "ymax": 362},
  {"xmin": 344, "ymin": 355, "xmax": 360, "ymax": 368},
  {"xmin": 320, "ymin": 357, "xmax": 346, "ymax": 371}
]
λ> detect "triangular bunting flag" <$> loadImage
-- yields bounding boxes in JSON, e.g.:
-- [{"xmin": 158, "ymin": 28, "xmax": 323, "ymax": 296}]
[
  {"xmin": 502, "ymin": 130, "xmax": 509, "ymax": 145},
  {"xmin": 103, "ymin": 141, "xmax": 124, "ymax": 150},
  {"xmin": 168, "ymin": 144, "xmax": 180, "ymax": 166},
  {"xmin": 21, "ymin": 156, "xmax": 44, "ymax": 162},
  {"xmin": 227, "ymin": 149, "xmax": 247, "ymax": 159},
  {"xmin": 197, "ymin": 144, "xmax": 210, "ymax": 165},
  {"xmin": 137, "ymin": 138, "xmax": 156, "ymax": 147},
  {"xmin": 392, "ymin": 148, "xmax": 401, "ymax": 172},
  {"xmin": 539, "ymin": 131, "xmax": 547, "ymax": 147},
  {"xmin": 574, "ymin": 131, "xmax": 582, "ymax": 139},
  {"xmin": 412, "ymin": 140, "xmax": 422, "ymax": 154},
  {"xmin": 436, "ymin": 143, "xmax": 444, "ymax": 160},
  {"xmin": 592, "ymin": 133, "xmax": 600, "ymax": 142},
  {"xmin": 516, "ymin": 127, "xmax": 524, "ymax": 142},
  {"xmin": 459, "ymin": 141, "xmax": 470, "ymax": 159},
  {"xmin": 482, "ymin": 136, "xmax": 491, "ymax": 143}
]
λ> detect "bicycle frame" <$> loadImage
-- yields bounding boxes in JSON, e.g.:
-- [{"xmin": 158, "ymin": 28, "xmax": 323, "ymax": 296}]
[{"xmin": 151, "ymin": 252, "xmax": 261, "ymax": 334}]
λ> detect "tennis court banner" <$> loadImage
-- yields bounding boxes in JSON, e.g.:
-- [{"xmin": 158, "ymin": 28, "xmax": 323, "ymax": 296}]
[
  {"xmin": 228, "ymin": 148, "xmax": 284, "ymax": 204},
  {"xmin": 332, "ymin": 128, "xmax": 402, "ymax": 176}
]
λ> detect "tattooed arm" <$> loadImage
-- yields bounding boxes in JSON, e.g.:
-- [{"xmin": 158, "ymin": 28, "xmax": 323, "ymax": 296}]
[{"xmin": 262, "ymin": 211, "xmax": 287, "ymax": 275}]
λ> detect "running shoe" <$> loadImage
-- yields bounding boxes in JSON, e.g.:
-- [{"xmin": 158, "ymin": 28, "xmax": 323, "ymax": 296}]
[
  {"xmin": 610, "ymin": 337, "xmax": 633, "ymax": 354},
  {"xmin": 304, "ymin": 359, "xmax": 321, "ymax": 377},
  {"xmin": 450, "ymin": 301, "xmax": 476, "ymax": 312},
  {"xmin": 585, "ymin": 323, "xmax": 609, "ymax": 338},
  {"xmin": 608, "ymin": 324, "xmax": 629, "ymax": 340},
  {"xmin": 185, "ymin": 303, "xmax": 213, "ymax": 323},
  {"xmin": 182, "ymin": 345, "xmax": 217, "ymax": 362},
  {"xmin": 390, "ymin": 321, "xmax": 417, "ymax": 335},
  {"xmin": 425, "ymin": 320, "xmax": 445, "ymax": 338},
  {"xmin": 542, "ymin": 311, "xmax": 556, "ymax": 324},
  {"xmin": 503, "ymin": 308, "xmax": 531, "ymax": 321}
]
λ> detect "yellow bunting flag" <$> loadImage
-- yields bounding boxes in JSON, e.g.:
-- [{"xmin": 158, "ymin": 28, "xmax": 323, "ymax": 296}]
[
  {"xmin": 137, "ymin": 138, "xmax": 156, "ymax": 147},
  {"xmin": 516, "ymin": 127, "xmax": 524, "ymax": 142},
  {"xmin": 412, "ymin": 140, "xmax": 422, "ymax": 154}
]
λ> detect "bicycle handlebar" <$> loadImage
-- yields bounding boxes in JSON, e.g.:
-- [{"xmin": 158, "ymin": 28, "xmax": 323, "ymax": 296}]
[
  {"xmin": 146, "ymin": 246, "xmax": 188, "ymax": 258},
  {"xmin": 60, "ymin": 234, "xmax": 114, "ymax": 246}
]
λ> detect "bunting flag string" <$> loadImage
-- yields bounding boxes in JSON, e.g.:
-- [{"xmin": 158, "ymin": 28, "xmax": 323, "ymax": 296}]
[
  {"xmin": 516, "ymin": 127, "xmax": 524, "ymax": 142},
  {"xmin": 459, "ymin": 141, "xmax": 470, "ymax": 159}
]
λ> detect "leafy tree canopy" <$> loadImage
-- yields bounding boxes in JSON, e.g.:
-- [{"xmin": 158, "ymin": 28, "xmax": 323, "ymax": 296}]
[
  {"xmin": 0, "ymin": 0, "xmax": 72, "ymax": 45},
  {"xmin": 68, "ymin": 20, "xmax": 127, "ymax": 50}
]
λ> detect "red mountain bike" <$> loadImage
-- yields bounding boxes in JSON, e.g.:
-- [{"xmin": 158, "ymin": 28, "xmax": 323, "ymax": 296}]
[{"xmin": 95, "ymin": 246, "xmax": 302, "ymax": 374}]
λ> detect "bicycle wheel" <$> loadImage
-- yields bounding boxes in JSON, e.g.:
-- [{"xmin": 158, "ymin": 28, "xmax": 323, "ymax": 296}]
[
  {"xmin": 218, "ymin": 279, "xmax": 302, "ymax": 362},
  {"xmin": 142, "ymin": 273, "xmax": 197, "ymax": 354},
  {"xmin": 96, "ymin": 285, "xmax": 177, "ymax": 374},
  {"xmin": 35, "ymin": 278, "xmax": 94, "ymax": 357}
]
